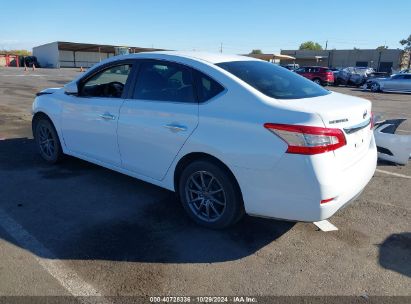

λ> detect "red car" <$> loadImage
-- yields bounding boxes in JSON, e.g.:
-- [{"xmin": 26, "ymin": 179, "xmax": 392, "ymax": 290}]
[{"xmin": 295, "ymin": 66, "xmax": 334, "ymax": 86}]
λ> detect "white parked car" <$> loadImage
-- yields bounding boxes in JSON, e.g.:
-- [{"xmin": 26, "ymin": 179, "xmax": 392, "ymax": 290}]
[{"xmin": 32, "ymin": 52, "xmax": 377, "ymax": 228}]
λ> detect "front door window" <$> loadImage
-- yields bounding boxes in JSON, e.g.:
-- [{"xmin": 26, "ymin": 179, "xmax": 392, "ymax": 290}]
[{"xmin": 81, "ymin": 64, "xmax": 132, "ymax": 98}]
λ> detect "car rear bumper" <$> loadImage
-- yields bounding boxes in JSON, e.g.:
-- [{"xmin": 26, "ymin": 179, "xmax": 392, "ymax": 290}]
[{"xmin": 233, "ymin": 135, "xmax": 377, "ymax": 222}]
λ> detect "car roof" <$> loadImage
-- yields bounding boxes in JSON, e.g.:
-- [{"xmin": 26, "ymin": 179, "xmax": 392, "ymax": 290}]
[{"xmin": 112, "ymin": 51, "xmax": 259, "ymax": 64}]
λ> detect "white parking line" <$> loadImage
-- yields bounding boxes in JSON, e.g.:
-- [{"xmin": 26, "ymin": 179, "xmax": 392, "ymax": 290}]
[
  {"xmin": 375, "ymin": 169, "xmax": 411, "ymax": 179},
  {"xmin": 0, "ymin": 209, "xmax": 109, "ymax": 302}
]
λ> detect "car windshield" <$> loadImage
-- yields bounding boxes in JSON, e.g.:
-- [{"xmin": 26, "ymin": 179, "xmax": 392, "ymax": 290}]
[{"xmin": 216, "ymin": 61, "xmax": 330, "ymax": 99}]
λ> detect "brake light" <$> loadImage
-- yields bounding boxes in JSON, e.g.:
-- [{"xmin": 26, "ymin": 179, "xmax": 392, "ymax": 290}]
[
  {"xmin": 370, "ymin": 112, "xmax": 374, "ymax": 129},
  {"xmin": 320, "ymin": 197, "xmax": 335, "ymax": 204},
  {"xmin": 264, "ymin": 123, "xmax": 346, "ymax": 155}
]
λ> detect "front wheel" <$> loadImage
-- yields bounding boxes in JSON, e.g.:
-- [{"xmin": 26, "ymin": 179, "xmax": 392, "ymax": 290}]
[
  {"xmin": 34, "ymin": 118, "xmax": 63, "ymax": 164},
  {"xmin": 178, "ymin": 160, "xmax": 244, "ymax": 229},
  {"xmin": 370, "ymin": 82, "xmax": 380, "ymax": 92}
]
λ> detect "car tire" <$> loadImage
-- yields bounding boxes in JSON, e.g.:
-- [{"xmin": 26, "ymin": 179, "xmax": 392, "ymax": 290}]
[
  {"xmin": 34, "ymin": 117, "xmax": 64, "ymax": 164},
  {"xmin": 313, "ymin": 78, "xmax": 322, "ymax": 85},
  {"xmin": 178, "ymin": 160, "xmax": 244, "ymax": 229},
  {"xmin": 370, "ymin": 82, "xmax": 380, "ymax": 92}
]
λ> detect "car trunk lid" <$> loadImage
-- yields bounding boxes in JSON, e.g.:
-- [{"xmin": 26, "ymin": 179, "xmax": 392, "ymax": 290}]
[{"xmin": 279, "ymin": 92, "xmax": 373, "ymax": 168}]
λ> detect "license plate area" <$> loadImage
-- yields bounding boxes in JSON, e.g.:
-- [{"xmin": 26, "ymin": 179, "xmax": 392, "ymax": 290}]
[{"xmin": 350, "ymin": 128, "xmax": 368, "ymax": 149}]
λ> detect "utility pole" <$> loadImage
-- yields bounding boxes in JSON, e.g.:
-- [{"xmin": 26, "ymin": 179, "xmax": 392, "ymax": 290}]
[
  {"xmin": 220, "ymin": 42, "xmax": 223, "ymax": 53},
  {"xmin": 325, "ymin": 40, "xmax": 328, "ymax": 50}
]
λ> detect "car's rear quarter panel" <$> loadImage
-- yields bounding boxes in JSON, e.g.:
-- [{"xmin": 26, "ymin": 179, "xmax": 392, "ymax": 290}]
[{"xmin": 162, "ymin": 70, "xmax": 329, "ymax": 219}]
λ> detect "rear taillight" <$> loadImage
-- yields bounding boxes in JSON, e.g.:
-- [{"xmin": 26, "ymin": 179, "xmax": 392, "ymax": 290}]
[
  {"xmin": 264, "ymin": 123, "xmax": 346, "ymax": 155},
  {"xmin": 321, "ymin": 197, "xmax": 335, "ymax": 204},
  {"xmin": 370, "ymin": 112, "xmax": 374, "ymax": 129}
]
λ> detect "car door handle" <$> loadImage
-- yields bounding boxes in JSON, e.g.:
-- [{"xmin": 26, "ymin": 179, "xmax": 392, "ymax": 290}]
[
  {"xmin": 99, "ymin": 113, "xmax": 116, "ymax": 120},
  {"xmin": 163, "ymin": 124, "xmax": 187, "ymax": 132}
]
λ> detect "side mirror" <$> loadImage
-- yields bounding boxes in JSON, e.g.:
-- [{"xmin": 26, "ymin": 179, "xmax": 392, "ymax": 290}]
[{"xmin": 64, "ymin": 82, "xmax": 78, "ymax": 95}]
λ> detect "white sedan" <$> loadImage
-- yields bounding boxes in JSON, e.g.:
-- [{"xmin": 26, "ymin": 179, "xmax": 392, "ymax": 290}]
[{"xmin": 32, "ymin": 51, "xmax": 377, "ymax": 228}]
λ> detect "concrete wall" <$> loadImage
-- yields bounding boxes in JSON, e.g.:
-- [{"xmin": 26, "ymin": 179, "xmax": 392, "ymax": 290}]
[
  {"xmin": 33, "ymin": 42, "xmax": 59, "ymax": 68},
  {"xmin": 281, "ymin": 49, "xmax": 404, "ymax": 72},
  {"xmin": 330, "ymin": 49, "xmax": 402, "ymax": 70}
]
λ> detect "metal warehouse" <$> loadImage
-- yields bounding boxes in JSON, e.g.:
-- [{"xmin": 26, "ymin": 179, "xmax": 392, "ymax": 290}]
[
  {"xmin": 33, "ymin": 41, "xmax": 163, "ymax": 68},
  {"xmin": 280, "ymin": 49, "xmax": 410, "ymax": 72}
]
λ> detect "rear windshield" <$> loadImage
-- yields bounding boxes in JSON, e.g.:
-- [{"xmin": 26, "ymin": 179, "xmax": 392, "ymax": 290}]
[{"xmin": 216, "ymin": 61, "xmax": 331, "ymax": 99}]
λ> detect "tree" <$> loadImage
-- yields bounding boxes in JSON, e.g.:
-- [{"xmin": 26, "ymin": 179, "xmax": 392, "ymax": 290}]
[
  {"xmin": 399, "ymin": 34, "xmax": 411, "ymax": 68},
  {"xmin": 376, "ymin": 45, "xmax": 388, "ymax": 50},
  {"xmin": 0, "ymin": 49, "xmax": 31, "ymax": 56},
  {"xmin": 299, "ymin": 41, "xmax": 323, "ymax": 51},
  {"xmin": 250, "ymin": 49, "xmax": 263, "ymax": 54},
  {"xmin": 399, "ymin": 34, "xmax": 411, "ymax": 51}
]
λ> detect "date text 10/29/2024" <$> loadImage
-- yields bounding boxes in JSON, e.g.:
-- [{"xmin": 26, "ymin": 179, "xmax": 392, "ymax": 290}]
[{"xmin": 149, "ymin": 296, "xmax": 258, "ymax": 303}]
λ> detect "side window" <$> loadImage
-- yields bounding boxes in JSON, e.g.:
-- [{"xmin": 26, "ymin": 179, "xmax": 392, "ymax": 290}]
[
  {"xmin": 133, "ymin": 61, "xmax": 195, "ymax": 103},
  {"xmin": 296, "ymin": 67, "xmax": 305, "ymax": 73},
  {"xmin": 196, "ymin": 72, "xmax": 225, "ymax": 102},
  {"xmin": 81, "ymin": 64, "xmax": 132, "ymax": 98}
]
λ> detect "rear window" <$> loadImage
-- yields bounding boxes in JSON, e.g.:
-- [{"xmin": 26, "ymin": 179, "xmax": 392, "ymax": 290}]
[{"xmin": 216, "ymin": 61, "xmax": 330, "ymax": 99}]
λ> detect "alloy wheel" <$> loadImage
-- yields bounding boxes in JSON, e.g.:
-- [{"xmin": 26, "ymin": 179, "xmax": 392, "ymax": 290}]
[
  {"xmin": 371, "ymin": 83, "xmax": 379, "ymax": 92},
  {"xmin": 38, "ymin": 124, "xmax": 56, "ymax": 158},
  {"xmin": 184, "ymin": 170, "xmax": 226, "ymax": 223}
]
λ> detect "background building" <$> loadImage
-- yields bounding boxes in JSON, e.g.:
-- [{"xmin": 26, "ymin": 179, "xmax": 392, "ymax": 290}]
[
  {"xmin": 33, "ymin": 41, "xmax": 163, "ymax": 68},
  {"xmin": 280, "ymin": 49, "xmax": 409, "ymax": 72}
]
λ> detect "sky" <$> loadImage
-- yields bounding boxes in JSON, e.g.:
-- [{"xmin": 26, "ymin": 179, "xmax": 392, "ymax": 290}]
[{"xmin": 0, "ymin": 0, "xmax": 410, "ymax": 54}]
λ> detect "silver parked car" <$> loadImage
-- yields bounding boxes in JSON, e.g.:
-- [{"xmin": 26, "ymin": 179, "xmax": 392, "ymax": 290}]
[{"xmin": 366, "ymin": 73, "xmax": 411, "ymax": 93}]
